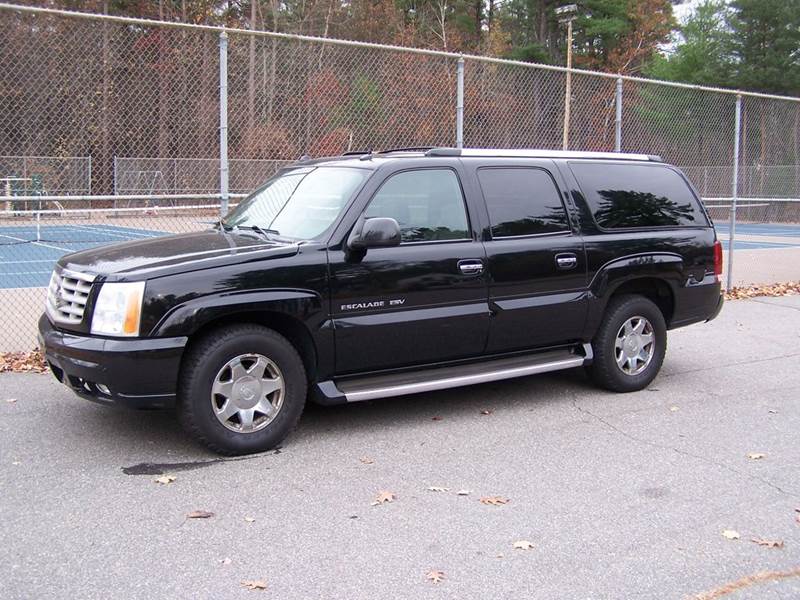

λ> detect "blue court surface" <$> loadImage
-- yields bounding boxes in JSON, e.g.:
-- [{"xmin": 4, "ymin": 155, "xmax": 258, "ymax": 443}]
[
  {"xmin": 0, "ymin": 224, "xmax": 166, "ymax": 289},
  {"xmin": 713, "ymin": 222, "xmax": 800, "ymax": 250},
  {"xmin": 2, "ymin": 222, "xmax": 800, "ymax": 290}
]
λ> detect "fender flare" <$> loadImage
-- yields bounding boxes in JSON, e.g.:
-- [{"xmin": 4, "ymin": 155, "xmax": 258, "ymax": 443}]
[
  {"xmin": 151, "ymin": 289, "xmax": 325, "ymax": 338},
  {"xmin": 583, "ymin": 253, "xmax": 683, "ymax": 336}
]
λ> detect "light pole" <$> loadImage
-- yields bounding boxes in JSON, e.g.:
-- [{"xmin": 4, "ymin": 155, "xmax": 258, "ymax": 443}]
[{"xmin": 556, "ymin": 4, "xmax": 578, "ymax": 151}]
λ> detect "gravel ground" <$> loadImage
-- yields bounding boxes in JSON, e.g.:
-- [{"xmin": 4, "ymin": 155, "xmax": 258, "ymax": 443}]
[{"xmin": 1, "ymin": 296, "xmax": 799, "ymax": 599}]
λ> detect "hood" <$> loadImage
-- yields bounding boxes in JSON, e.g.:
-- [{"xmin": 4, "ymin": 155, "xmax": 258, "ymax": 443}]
[{"xmin": 59, "ymin": 230, "xmax": 300, "ymax": 279}]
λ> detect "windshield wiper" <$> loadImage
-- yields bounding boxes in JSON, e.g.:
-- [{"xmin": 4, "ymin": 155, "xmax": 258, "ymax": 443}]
[{"xmin": 237, "ymin": 224, "xmax": 281, "ymax": 237}]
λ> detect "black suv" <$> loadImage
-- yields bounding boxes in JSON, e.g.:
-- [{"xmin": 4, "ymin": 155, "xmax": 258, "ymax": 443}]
[{"xmin": 39, "ymin": 148, "xmax": 724, "ymax": 454}]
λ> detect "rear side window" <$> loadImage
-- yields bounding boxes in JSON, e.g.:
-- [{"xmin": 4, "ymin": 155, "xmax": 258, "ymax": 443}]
[
  {"xmin": 364, "ymin": 169, "xmax": 469, "ymax": 242},
  {"xmin": 570, "ymin": 163, "xmax": 706, "ymax": 229},
  {"xmin": 477, "ymin": 168, "xmax": 570, "ymax": 237}
]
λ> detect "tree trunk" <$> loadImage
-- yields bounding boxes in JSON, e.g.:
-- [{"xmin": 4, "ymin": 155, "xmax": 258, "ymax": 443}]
[
  {"xmin": 100, "ymin": 0, "xmax": 110, "ymax": 194},
  {"xmin": 248, "ymin": 0, "xmax": 257, "ymax": 131},
  {"xmin": 157, "ymin": 0, "xmax": 169, "ymax": 159},
  {"xmin": 265, "ymin": 0, "xmax": 279, "ymax": 125},
  {"xmin": 318, "ymin": 0, "xmax": 334, "ymax": 68}
]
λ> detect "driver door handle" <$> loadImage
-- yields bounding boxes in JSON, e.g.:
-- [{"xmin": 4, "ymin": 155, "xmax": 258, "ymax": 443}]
[
  {"xmin": 555, "ymin": 253, "xmax": 578, "ymax": 270},
  {"xmin": 458, "ymin": 259, "xmax": 484, "ymax": 275}
]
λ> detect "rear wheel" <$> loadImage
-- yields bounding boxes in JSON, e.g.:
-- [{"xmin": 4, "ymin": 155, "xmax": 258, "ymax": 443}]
[
  {"xmin": 178, "ymin": 324, "xmax": 307, "ymax": 455},
  {"xmin": 588, "ymin": 295, "xmax": 667, "ymax": 392}
]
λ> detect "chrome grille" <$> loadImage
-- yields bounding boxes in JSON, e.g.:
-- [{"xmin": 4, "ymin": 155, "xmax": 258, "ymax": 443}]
[{"xmin": 46, "ymin": 268, "xmax": 96, "ymax": 325}]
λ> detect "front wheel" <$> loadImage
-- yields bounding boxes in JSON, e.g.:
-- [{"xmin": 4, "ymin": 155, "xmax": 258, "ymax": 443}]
[
  {"xmin": 178, "ymin": 324, "xmax": 307, "ymax": 455},
  {"xmin": 587, "ymin": 295, "xmax": 667, "ymax": 393}
]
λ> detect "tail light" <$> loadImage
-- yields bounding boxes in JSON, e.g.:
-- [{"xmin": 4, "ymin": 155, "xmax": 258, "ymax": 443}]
[{"xmin": 713, "ymin": 240, "xmax": 723, "ymax": 280}]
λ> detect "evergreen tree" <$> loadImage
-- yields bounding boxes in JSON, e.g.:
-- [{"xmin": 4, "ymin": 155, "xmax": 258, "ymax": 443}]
[{"xmin": 728, "ymin": 0, "xmax": 800, "ymax": 95}]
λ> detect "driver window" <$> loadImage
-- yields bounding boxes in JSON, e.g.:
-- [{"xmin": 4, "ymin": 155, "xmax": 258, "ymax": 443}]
[{"xmin": 364, "ymin": 169, "xmax": 470, "ymax": 243}]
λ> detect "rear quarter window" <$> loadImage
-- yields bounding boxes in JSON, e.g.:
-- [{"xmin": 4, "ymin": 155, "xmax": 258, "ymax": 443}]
[{"xmin": 569, "ymin": 162, "xmax": 708, "ymax": 229}]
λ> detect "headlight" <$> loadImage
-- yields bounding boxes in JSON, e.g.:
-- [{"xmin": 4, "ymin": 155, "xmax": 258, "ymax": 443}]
[{"xmin": 90, "ymin": 281, "xmax": 145, "ymax": 337}]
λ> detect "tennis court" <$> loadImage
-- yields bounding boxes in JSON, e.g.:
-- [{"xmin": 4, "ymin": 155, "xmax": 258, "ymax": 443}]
[
  {"xmin": 2, "ymin": 220, "xmax": 800, "ymax": 290},
  {"xmin": 0, "ymin": 223, "xmax": 167, "ymax": 289},
  {"xmin": 714, "ymin": 222, "xmax": 800, "ymax": 250}
]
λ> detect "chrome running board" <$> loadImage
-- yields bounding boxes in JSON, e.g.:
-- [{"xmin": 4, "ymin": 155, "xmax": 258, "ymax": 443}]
[{"xmin": 335, "ymin": 344, "xmax": 591, "ymax": 403}]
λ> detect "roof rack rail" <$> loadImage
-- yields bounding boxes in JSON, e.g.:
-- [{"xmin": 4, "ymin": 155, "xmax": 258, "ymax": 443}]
[
  {"xmin": 378, "ymin": 146, "xmax": 435, "ymax": 154},
  {"xmin": 425, "ymin": 147, "xmax": 461, "ymax": 157},
  {"xmin": 342, "ymin": 150, "xmax": 371, "ymax": 156},
  {"xmin": 425, "ymin": 147, "xmax": 660, "ymax": 162}
]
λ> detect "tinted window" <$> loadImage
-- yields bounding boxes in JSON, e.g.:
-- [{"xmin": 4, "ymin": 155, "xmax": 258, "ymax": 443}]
[
  {"xmin": 478, "ymin": 168, "xmax": 569, "ymax": 237},
  {"xmin": 364, "ymin": 169, "xmax": 469, "ymax": 242},
  {"xmin": 570, "ymin": 163, "xmax": 706, "ymax": 229}
]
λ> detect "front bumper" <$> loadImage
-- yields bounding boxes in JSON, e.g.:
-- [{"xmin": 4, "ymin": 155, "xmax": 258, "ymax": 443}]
[{"xmin": 38, "ymin": 314, "xmax": 187, "ymax": 409}]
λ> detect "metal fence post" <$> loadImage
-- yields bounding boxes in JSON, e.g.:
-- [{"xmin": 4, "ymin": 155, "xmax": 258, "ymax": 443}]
[
  {"xmin": 112, "ymin": 155, "xmax": 117, "ymax": 213},
  {"xmin": 615, "ymin": 78, "xmax": 622, "ymax": 152},
  {"xmin": 219, "ymin": 31, "xmax": 230, "ymax": 217},
  {"xmin": 87, "ymin": 155, "xmax": 92, "ymax": 206},
  {"xmin": 456, "ymin": 56, "xmax": 464, "ymax": 149},
  {"xmin": 726, "ymin": 94, "xmax": 742, "ymax": 291}
]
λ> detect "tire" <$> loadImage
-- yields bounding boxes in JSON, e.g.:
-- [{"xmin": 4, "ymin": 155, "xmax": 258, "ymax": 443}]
[
  {"xmin": 587, "ymin": 295, "xmax": 667, "ymax": 393},
  {"xmin": 178, "ymin": 324, "xmax": 307, "ymax": 455}
]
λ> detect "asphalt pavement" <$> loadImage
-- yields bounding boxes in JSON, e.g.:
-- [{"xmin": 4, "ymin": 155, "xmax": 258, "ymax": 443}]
[{"xmin": 2, "ymin": 296, "xmax": 800, "ymax": 599}]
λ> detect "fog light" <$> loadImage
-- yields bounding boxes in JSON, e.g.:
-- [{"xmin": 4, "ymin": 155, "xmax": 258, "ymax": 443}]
[{"xmin": 96, "ymin": 383, "xmax": 111, "ymax": 395}]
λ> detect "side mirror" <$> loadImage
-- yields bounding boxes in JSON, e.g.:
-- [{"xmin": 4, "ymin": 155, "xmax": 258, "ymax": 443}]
[{"xmin": 347, "ymin": 217, "xmax": 401, "ymax": 250}]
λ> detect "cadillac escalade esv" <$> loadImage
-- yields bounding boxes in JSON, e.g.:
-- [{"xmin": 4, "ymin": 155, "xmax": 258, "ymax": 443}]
[{"xmin": 38, "ymin": 148, "xmax": 724, "ymax": 455}]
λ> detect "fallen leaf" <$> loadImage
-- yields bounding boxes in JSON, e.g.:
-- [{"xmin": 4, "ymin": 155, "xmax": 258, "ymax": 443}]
[
  {"xmin": 725, "ymin": 282, "xmax": 800, "ymax": 301},
  {"xmin": 154, "ymin": 475, "xmax": 176, "ymax": 485},
  {"xmin": 431, "ymin": 416, "xmax": 443, "ymax": 421},
  {"xmin": 372, "ymin": 491, "xmax": 395, "ymax": 505},
  {"xmin": 426, "ymin": 570, "xmax": 445, "ymax": 584},
  {"xmin": 427, "ymin": 486, "xmax": 450, "ymax": 492},
  {"xmin": 187, "ymin": 510, "xmax": 214, "ymax": 519},
  {"xmin": 456, "ymin": 489, "xmax": 471, "ymax": 496},
  {"xmin": 513, "ymin": 540, "xmax": 534, "ymax": 550},
  {"xmin": 244, "ymin": 517, "xmax": 256, "ymax": 523},
  {"xmin": 5, "ymin": 398, "xmax": 17, "ymax": 403},
  {"xmin": 669, "ymin": 406, "xmax": 679, "ymax": 412},
  {"xmin": 0, "ymin": 351, "xmax": 47, "ymax": 373},
  {"xmin": 220, "ymin": 557, "xmax": 232, "ymax": 565},
  {"xmin": 241, "ymin": 580, "xmax": 268, "ymax": 590},
  {"xmin": 768, "ymin": 409, "xmax": 778, "ymax": 414},
  {"xmin": 495, "ymin": 553, "xmax": 504, "ymax": 559},
  {"xmin": 480, "ymin": 409, "xmax": 493, "ymax": 415},
  {"xmin": 751, "ymin": 537, "xmax": 784, "ymax": 548},
  {"xmin": 359, "ymin": 457, "xmax": 374, "ymax": 465},
  {"xmin": 480, "ymin": 496, "xmax": 509, "ymax": 506},
  {"xmin": 722, "ymin": 529, "xmax": 740, "ymax": 540},
  {"xmin": 746, "ymin": 452, "xmax": 767, "ymax": 460}
]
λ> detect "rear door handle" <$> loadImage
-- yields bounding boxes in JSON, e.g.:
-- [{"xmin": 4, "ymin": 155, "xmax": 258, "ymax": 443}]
[
  {"xmin": 555, "ymin": 253, "xmax": 578, "ymax": 270},
  {"xmin": 458, "ymin": 259, "xmax": 484, "ymax": 275}
]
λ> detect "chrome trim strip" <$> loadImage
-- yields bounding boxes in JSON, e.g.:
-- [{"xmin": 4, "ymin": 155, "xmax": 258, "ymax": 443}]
[
  {"xmin": 60, "ymin": 268, "xmax": 96, "ymax": 283},
  {"xmin": 343, "ymin": 354, "xmax": 586, "ymax": 402}
]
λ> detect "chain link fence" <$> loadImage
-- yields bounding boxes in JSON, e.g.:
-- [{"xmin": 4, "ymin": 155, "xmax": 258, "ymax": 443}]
[{"xmin": 1, "ymin": 3, "xmax": 799, "ymax": 350}]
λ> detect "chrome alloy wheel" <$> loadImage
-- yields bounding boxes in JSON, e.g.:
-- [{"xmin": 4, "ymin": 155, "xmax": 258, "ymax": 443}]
[
  {"xmin": 614, "ymin": 316, "xmax": 655, "ymax": 376},
  {"xmin": 211, "ymin": 354, "xmax": 285, "ymax": 433}
]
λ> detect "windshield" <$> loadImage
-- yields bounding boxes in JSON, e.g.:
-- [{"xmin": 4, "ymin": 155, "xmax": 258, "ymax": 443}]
[{"xmin": 222, "ymin": 166, "xmax": 369, "ymax": 240}]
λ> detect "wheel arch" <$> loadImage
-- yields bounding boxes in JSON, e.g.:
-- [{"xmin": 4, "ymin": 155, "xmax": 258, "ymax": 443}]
[
  {"xmin": 584, "ymin": 253, "xmax": 682, "ymax": 338},
  {"xmin": 606, "ymin": 277, "xmax": 675, "ymax": 325},
  {"xmin": 180, "ymin": 310, "xmax": 319, "ymax": 385}
]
